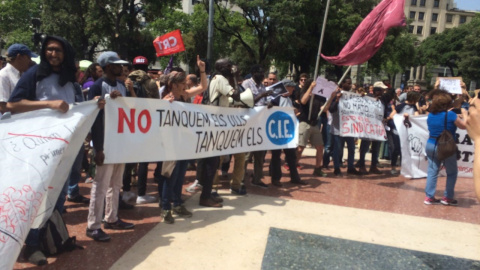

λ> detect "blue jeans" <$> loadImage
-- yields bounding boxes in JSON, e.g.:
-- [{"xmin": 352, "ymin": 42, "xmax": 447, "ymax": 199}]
[
  {"xmin": 67, "ymin": 148, "xmax": 84, "ymax": 197},
  {"xmin": 161, "ymin": 160, "xmax": 188, "ymax": 210},
  {"xmin": 333, "ymin": 135, "xmax": 355, "ymax": 170},
  {"xmin": 357, "ymin": 140, "xmax": 380, "ymax": 168},
  {"xmin": 425, "ymin": 141, "xmax": 458, "ymax": 199}
]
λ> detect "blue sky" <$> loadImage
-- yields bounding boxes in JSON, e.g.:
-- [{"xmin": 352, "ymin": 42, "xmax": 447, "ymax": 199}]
[{"xmin": 455, "ymin": 0, "xmax": 480, "ymax": 11}]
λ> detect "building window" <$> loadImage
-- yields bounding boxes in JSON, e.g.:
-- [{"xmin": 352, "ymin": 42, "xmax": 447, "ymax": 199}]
[
  {"xmin": 434, "ymin": 0, "xmax": 440, "ymax": 8},
  {"xmin": 432, "ymin": 13, "xmax": 438, "ymax": 22},
  {"xmin": 460, "ymin": 16, "xmax": 467, "ymax": 24},
  {"xmin": 420, "ymin": 0, "xmax": 426, "ymax": 6},
  {"xmin": 409, "ymin": 25, "xmax": 414, "ymax": 33},
  {"xmin": 430, "ymin": 27, "xmax": 437, "ymax": 35},
  {"xmin": 446, "ymin": 14, "xmax": 453, "ymax": 23},
  {"xmin": 417, "ymin": 26, "xmax": 423, "ymax": 35},
  {"xmin": 419, "ymin": 12, "xmax": 425, "ymax": 20},
  {"xmin": 409, "ymin": 11, "xmax": 416, "ymax": 19},
  {"xmin": 411, "ymin": 0, "xmax": 417, "ymax": 6}
]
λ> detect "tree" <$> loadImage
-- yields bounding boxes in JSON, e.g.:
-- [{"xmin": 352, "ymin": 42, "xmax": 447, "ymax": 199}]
[
  {"xmin": 458, "ymin": 15, "xmax": 480, "ymax": 82},
  {"xmin": 0, "ymin": 0, "xmax": 42, "ymax": 49}
]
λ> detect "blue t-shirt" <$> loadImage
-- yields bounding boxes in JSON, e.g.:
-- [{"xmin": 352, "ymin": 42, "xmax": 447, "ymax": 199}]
[{"xmin": 427, "ymin": 111, "xmax": 457, "ymax": 141}]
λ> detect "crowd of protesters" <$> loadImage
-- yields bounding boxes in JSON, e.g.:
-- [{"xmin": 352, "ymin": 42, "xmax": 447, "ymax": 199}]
[{"xmin": 1, "ymin": 37, "xmax": 479, "ymax": 266}]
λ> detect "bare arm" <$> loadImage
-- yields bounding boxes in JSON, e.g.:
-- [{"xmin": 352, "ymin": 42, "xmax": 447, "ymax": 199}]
[
  {"xmin": 185, "ymin": 55, "xmax": 207, "ymax": 98},
  {"xmin": 300, "ymin": 81, "xmax": 316, "ymax": 105},
  {"xmin": 7, "ymin": 99, "xmax": 69, "ymax": 114},
  {"xmin": 466, "ymin": 100, "xmax": 480, "ymax": 201}
]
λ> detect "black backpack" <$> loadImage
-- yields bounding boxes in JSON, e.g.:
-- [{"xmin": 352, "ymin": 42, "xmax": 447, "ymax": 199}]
[{"xmin": 39, "ymin": 209, "xmax": 83, "ymax": 256}]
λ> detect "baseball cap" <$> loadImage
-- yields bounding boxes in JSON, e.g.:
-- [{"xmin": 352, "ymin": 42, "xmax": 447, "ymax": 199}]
[
  {"xmin": 373, "ymin": 81, "xmax": 388, "ymax": 89},
  {"xmin": 133, "ymin": 56, "xmax": 148, "ymax": 65},
  {"xmin": 282, "ymin": 79, "xmax": 296, "ymax": 87},
  {"xmin": 97, "ymin": 51, "xmax": 129, "ymax": 67},
  {"xmin": 6, "ymin": 44, "xmax": 38, "ymax": 58}
]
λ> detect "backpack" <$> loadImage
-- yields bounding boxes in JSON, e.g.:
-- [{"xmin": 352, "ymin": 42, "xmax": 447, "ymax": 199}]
[
  {"xmin": 435, "ymin": 111, "xmax": 457, "ymax": 160},
  {"xmin": 128, "ymin": 70, "xmax": 158, "ymax": 99},
  {"xmin": 39, "ymin": 209, "xmax": 83, "ymax": 256}
]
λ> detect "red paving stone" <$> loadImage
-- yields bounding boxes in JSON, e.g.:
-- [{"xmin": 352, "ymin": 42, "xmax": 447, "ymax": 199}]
[{"xmin": 13, "ymin": 153, "xmax": 480, "ymax": 269}]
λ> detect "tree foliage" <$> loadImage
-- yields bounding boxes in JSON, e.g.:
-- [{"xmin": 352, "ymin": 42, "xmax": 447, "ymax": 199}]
[{"xmin": 0, "ymin": 0, "xmax": 41, "ymax": 49}]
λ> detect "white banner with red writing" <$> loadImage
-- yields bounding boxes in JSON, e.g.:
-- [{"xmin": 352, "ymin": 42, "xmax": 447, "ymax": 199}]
[
  {"xmin": 103, "ymin": 97, "xmax": 298, "ymax": 164},
  {"xmin": 153, "ymin": 29, "xmax": 186, "ymax": 57},
  {"xmin": 339, "ymin": 91, "xmax": 386, "ymax": 141},
  {"xmin": 0, "ymin": 101, "xmax": 99, "ymax": 270},
  {"xmin": 394, "ymin": 114, "xmax": 474, "ymax": 179}
]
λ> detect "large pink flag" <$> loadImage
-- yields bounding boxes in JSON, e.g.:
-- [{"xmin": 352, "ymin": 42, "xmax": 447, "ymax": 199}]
[{"xmin": 321, "ymin": 0, "xmax": 406, "ymax": 66}]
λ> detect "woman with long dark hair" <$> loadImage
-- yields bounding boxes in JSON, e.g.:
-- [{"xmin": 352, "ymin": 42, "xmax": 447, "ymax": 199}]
[{"xmin": 424, "ymin": 90, "xmax": 466, "ymax": 205}]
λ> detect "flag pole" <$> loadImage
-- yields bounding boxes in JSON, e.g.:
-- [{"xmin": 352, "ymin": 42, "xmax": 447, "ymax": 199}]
[
  {"xmin": 317, "ymin": 65, "xmax": 352, "ymax": 117},
  {"xmin": 308, "ymin": 0, "xmax": 331, "ymax": 121}
]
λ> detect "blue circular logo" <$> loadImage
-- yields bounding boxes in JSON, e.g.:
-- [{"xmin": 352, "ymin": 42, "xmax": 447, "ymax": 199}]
[{"xmin": 266, "ymin": 111, "xmax": 295, "ymax": 145}]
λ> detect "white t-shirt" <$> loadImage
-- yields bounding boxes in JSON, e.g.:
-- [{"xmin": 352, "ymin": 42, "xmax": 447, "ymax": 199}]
[
  {"xmin": 209, "ymin": 74, "xmax": 234, "ymax": 107},
  {"xmin": 0, "ymin": 63, "xmax": 21, "ymax": 102}
]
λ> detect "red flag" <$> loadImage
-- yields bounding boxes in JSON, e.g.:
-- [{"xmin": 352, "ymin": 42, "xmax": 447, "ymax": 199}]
[
  {"xmin": 153, "ymin": 29, "xmax": 185, "ymax": 57},
  {"xmin": 321, "ymin": 0, "xmax": 405, "ymax": 66}
]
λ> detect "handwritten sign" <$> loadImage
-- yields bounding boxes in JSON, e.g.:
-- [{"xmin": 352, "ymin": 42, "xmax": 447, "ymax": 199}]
[
  {"xmin": 312, "ymin": 77, "xmax": 337, "ymax": 98},
  {"xmin": 437, "ymin": 77, "xmax": 462, "ymax": 94},
  {"xmin": 393, "ymin": 114, "xmax": 473, "ymax": 179},
  {"xmin": 103, "ymin": 97, "xmax": 299, "ymax": 163},
  {"xmin": 0, "ymin": 102, "xmax": 99, "ymax": 270},
  {"xmin": 338, "ymin": 91, "xmax": 386, "ymax": 141}
]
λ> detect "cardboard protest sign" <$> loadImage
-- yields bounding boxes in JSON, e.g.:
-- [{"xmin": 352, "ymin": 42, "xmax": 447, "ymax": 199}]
[
  {"xmin": 394, "ymin": 114, "xmax": 473, "ymax": 179},
  {"xmin": 312, "ymin": 77, "xmax": 337, "ymax": 98},
  {"xmin": 103, "ymin": 97, "xmax": 299, "ymax": 163},
  {"xmin": 153, "ymin": 29, "xmax": 185, "ymax": 57},
  {"xmin": 437, "ymin": 77, "xmax": 463, "ymax": 94},
  {"xmin": 338, "ymin": 91, "xmax": 386, "ymax": 141},
  {"xmin": 0, "ymin": 102, "xmax": 99, "ymax": 270}
]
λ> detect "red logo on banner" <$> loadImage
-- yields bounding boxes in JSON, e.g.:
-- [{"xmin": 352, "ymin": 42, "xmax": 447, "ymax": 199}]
[{"xmin": 153, "ymin": 29, "xmax": 185, "ymax": 57}]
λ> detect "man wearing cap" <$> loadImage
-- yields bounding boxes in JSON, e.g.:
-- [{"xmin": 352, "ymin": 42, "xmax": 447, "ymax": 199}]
[
  {"xmin": 86, "ymin": 51, "xmax": 135, "ymax": 242},
  {"xmin": 132, "ymin": 55, "xmax": 148, "ymax": 72},
  {"xmin": 0, "ymin": 44, "xmax": 36, "ymax": 114},
  {"xmin": 8, "ymin": 35, "xmax": 89, "ymax": 266},
  {"xmin": 267, "ymin": 79, "xmax": 303, "ymax": 186}
]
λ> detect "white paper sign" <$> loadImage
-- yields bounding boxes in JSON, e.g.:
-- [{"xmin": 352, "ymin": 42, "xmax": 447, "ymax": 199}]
[
  {"xmin": 438, "ymin": 77, "xmax": 462, "ymax": 94},
  {"xmin": 394, "ymin": 114, "xmax": 474, "ymax": 179},
  {"xmin": 338, "ymin": 91, "xmax": 386, "ymax": 141},
  {"xmin": 103, "ymin": 97, "xmax": 299, "ymax": 163},
  {"xmin": 312, "ymin": 77, "xmax": 338, "ymax": 98},
  {"xmin": 0, "ymin": 101, "xmax": 99, "ymax": 270}
]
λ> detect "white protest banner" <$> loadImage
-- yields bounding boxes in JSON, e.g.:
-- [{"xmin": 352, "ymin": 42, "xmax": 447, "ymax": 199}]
[
  {"xmin": 0, "ymin": 101, "xmax": 99, "ymax": 270},
  {"xmin": 394, "ymin": 114, "xmax": 473, "ymax": 179},
  {"xmin": 437, "ymin": 77, "xmax": 462, "ymax": 94},
  {"xmin": 103, "ymin": 97, "xmax": 298, "ymax": 164},
  {"xmin": 338, "ymin": 91, "xmax": 386, "ymax": 141},
  {"xmin": 312, "ymin": 77, "xmax": 337, "ymax": 98}
]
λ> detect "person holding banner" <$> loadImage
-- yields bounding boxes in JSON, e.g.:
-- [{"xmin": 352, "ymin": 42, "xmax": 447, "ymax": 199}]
[
  {"xmin": 329, "ymin": 78, "xmax": 361, "ymax": 176},
  {"xmin": 297, "ymin": 79, "xmax": 327, "ymax": 178},
  {"xmin": 424, "ymin": 90, "xmax": 466, "ymax": 205},
  {"xmin": 86, "ymin": 51, "xmax": 135, "ymax": 242}
]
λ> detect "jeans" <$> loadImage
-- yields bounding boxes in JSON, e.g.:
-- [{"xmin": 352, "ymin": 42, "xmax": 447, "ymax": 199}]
[
  {"xmin": 122, "ymin": 163, "xmax": 137, "ymax": 192},
  {"xmin": 161, "ymin": 160, "xmax": 188, "ymax": 210},
  {"xmin": 357, "ymin": 140, "xmax": 380, "ymax": 168},
  {"xmin": 199, "ymin": 156, "xmax": 219, "ymax": 200},
  {"xmin": 67, "ymin": 148, "xmax": 85, "ymax": 197},
  {"xmin": 333, "ymin": 135, "xmax": 355, "ymax": 170},
  {"xmin": 386, "ymin": 129, "xmax": 401, "ymax": 167},
  {"xmin": 321, "ymin": 118, "xmax": 333, "ymax": 167},
  {"xmin": 136, "ymin": 162, "xmax": 163, "ymax": 196},
  {"xmin": 425, "ymin": 141, "xmax": 458, "ymax": 199}
]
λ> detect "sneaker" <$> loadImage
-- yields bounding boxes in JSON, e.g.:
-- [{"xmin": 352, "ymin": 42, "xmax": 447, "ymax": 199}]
[
  {"xmin": 424, "ymin": 197, "xmax": 441, "ymax": 205},
  {"xmin": 122, "ymin": 191, "xmax": 136, "ymax": 203},
  {"xmin": 334, "ymin": 168, "xmax": 342, "ymax": 176},
  {"xmin": 252, "ymin": 181, "xmax": 268, "ymax": 188},
  {"xmin": 231, "ymin": 185, "xmax": 247, "ymax": 195},
  {"xmin": 313, "ymin": 167, "xmax": 327, "ymax": 177},
  {"xmin": 173, "ymin": 205, "xmax": 193, "ymax": 218},
  {"xmin": 211, "ymin": 191, "xmax": 224, "ymax": 203},
  {"xmin": 119, "ymin": 200, "xmax": 134, "ymax": 210},
  {"xmin": 67, "ymin": 194, "xmax": 90, "ymax": 204},
  {"xmin": 136, "ymin": 194, "xmax": 157, "ymax": 204},
  {"xmin": 85, "ymin": 177, "xmax": 94, "ymax": 183},
  {"xmin": 390, "ymin": 169, "xmax": 399, "ymax": 175},
  {"xmin": 440, "ymin": 197, "xmax": 458, "ymax": 206},
  {"xmin": 24, "ymin": 246, "xmax": 48, "ymax": 266},
  {"xmin": 104, "ymin": 219, "xmax": 135, "ymax": 230},
  {"xmin": 86, "ymin": 228, "xmax": 111, "ymax": 242},
  {"xmin": 347, "ymin": 168, "xmax": 361, "ymax": 175},
  {"xmin": 186, "ymin": 180, "xmax": 203, "ymax": 193},
  {"xmin": 161, "ymin": 209, "xmax": 175, "ymax": 224},
  {"xmin": 199, "ymin": 197, "xmax": 223, "ymax": 208}
]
